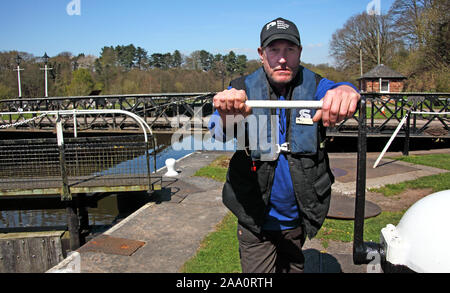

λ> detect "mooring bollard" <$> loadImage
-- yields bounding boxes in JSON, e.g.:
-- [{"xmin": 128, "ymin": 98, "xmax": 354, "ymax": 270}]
[{"xmin": 164, "ymin": 158, "xmax": 178, "ymax": 177}]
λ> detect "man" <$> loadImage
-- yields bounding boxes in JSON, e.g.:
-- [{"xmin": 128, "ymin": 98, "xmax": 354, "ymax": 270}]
[{"xmin": 208, "ymin": 17, "xmax": 360, "ymax": 273}]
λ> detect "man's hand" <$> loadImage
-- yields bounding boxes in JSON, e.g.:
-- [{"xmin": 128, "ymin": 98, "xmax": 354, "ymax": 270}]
[
  {"xmin": 312, "ymin": 85, "xmax": 360, "ymax": 127},
  {"xmin": 213, "ymin": 88, "xmax": 252, "ymax": 125}
]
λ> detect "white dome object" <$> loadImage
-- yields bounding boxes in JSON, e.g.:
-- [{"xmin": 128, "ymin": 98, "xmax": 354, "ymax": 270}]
[
  {"xmin": 380, "ymin": 190, "xmax": 450, "ymax": 273},
  {"xmin": 164, "ymin": 158, "xmax": 178, "ymax": 177}
]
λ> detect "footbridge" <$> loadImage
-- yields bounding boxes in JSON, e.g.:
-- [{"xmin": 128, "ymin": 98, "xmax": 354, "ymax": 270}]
[{"xmin": 0, "ymin": 92, "xmax": 448, "ymax": 138}]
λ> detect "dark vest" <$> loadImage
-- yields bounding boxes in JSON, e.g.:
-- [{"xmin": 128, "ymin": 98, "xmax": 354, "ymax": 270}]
[
  {"xmin": 244, "ymin": 67, "xmax": 319, "ymax": 161},
  {"xmin": 222, "ymin": 66, "xmax": 334, "ymax": 239}
]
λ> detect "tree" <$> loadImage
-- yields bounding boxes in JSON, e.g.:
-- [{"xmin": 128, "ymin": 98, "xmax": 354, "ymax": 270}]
[
  {"xmin": 389, "ymin": 0, "xmax": 431, "ymax": 49},
  {"xmin": 115, "ymin": 44, "xmax": 137, "ymax": 70},
  {"xmin": 150, "ymin": 53, "xmax": 172, "ymax": 69},
  {"xmin": 198, "ymin": 50, "xmax": 213, "ymax": 71},
  {"xmin": 329, "ymin": 12, "xmax": 399, "ymax": 73},
  {"xmin": 172, "ymin": 50, "xmax": 183, "ymax": 68},
  {"xmin": 135, "ymin": 46, "xmax": 149, "ymax": 70},
  {"xmin": 66, "ymin": 68, "xmax": 95, "ymax": 96},
  {"xmin": 236, "ymin": 54, "xmax": 248, "ymax": 76},
  {"xmin": 389, "ymin": 0, "xmax": 449, "ymax": 91},
  {"xmin": 224, "ymin": 51, "xmax": 237, "ymax": 76}
]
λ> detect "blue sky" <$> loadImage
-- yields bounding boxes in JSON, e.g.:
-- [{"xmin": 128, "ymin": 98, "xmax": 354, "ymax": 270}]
[{"xmin": 0, "ymin": 0, "xmax": 395, "ymax": 65}]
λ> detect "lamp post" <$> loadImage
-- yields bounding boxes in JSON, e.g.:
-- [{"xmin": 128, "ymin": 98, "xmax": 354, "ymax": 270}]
[
  {"xmin": 40, "ymin": 52, "xmax": 53, "ymax": 97},
  {"xmin": 13, "ymin": 54, "xmax": 24, "ymax": 98}
]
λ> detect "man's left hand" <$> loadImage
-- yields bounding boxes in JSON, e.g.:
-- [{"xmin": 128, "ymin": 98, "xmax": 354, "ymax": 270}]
[{"xmin": 312, "ymin": 85, "xmax": 360, "ymax": 127}]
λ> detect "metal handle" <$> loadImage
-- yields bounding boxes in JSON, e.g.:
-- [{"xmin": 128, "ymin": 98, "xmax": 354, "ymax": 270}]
[{"xmin": 245, "ymin": 100, "xmax": 323, "ymax": 109}]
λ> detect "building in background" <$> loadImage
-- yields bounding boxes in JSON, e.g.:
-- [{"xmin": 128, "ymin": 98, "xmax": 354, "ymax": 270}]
[{"xmin": 358, "ymin": 64, "xmax": 406, "ymax": 93}]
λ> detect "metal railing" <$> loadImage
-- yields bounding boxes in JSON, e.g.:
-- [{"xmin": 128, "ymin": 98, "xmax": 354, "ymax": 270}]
[
  {"xmin": 0, "ymin": 92, "xmax": 448, "ymax": 137},
  {"xmin": 0, "ymin": 110, "xmax": 158, "ymax": 200},
  {"xmin": 331, "ymin": 92, "xmax": 449, "ymax": 137},
  {"xmin": 0, "ymin": 93, "xmax": 215, "ymax": 131}
]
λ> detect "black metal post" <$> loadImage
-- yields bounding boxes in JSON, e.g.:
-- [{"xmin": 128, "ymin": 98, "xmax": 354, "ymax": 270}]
[
  {"xmin": 353, "ymin": 95, "xmax": 384, "ymax": 265},
  {"xmin": 403, "ymin": 111, "xmax": 410, "ymax": 156},
  {"xmin": 353, "ymin": 97, "xmax": 367, "ymax": 264}
]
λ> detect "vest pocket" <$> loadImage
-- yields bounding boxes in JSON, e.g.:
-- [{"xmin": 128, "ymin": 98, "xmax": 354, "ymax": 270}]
[{"xmin": 313, "ymin": 172, "xmax": 332, "ymax": 199}]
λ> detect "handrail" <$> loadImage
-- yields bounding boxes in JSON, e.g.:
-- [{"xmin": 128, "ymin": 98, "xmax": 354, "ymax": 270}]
[
  {"xmin": 1, "ymin": 92, "xmax": 214, "ymax": 102},
  {"xmin": 0, "ymin": 109, "xmax": 153, "ymax": 141}
]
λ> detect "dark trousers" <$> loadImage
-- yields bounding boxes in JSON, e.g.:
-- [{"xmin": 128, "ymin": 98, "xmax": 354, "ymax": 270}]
[{"xmin": 237, "ymin": 222, "xmax": 306, "ymax": 273}]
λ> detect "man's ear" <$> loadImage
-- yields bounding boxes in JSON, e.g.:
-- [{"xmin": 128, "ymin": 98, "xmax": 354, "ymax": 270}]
[{"xmin": 257, "ymin": 47, "xmax": 264, "ymax": 62}]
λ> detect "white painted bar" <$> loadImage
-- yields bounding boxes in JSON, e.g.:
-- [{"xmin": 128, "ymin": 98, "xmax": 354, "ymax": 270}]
[{"xmin": 245, "ymin": 100, "xmax": 323, "ymax": 109}]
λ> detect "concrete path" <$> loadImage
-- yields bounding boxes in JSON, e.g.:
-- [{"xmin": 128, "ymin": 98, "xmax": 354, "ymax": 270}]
[{"xmin": 48, "ymin": 149, "xmax": 449, "ymax": 273}]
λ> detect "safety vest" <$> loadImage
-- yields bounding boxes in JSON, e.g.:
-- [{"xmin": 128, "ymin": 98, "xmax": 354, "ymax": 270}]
[{"xmin": 243, "ymin": 66, "xmax": 319, "ymax": 161}]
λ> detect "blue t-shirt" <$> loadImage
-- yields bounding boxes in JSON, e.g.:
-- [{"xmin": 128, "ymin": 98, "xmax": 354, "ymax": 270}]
[{"xmin": 208, "ymin": 78, "xmax": 358, "ymax": 231}]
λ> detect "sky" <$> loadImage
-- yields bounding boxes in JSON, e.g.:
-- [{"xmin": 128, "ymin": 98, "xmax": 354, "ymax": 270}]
[{"xmin": 0, "ymin": 0, "xmax": 395, "ymax": 65}]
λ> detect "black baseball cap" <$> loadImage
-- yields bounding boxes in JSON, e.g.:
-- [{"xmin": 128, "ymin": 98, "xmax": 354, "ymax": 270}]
[{"xmin": 260, "ymin": 17, "xmax": 301, "ymax": 48}]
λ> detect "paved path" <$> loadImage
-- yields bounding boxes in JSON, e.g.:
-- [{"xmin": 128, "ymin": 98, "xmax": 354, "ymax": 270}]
[{"xmin": 48, "ymin": 149, "xmax": 449, "ymax": 273}]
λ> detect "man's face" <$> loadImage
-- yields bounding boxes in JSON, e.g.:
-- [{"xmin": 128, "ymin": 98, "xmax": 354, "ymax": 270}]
[{"xmin": 258, "ymin": 39, "xmax": 302, "ymax": 90}]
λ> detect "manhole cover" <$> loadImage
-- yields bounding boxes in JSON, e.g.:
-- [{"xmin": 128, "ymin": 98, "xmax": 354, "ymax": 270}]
[
  {"xmin": 331, "ymin": 167, "xmax": 347, "ymax": 177},
  {"xmin": 78, "ymin": 235, "xmax": 145, "ymax": 256},
  {"xmin": 327, "ymin": 194, "xmax": 381, "ymax": 220}
]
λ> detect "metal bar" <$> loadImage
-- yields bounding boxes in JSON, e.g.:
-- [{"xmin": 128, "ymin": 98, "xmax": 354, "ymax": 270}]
[
  {"xmin": 403, "ymin": 110, "xmax": 411, "ymax": 156},
  {"xmin": 245, "ymin": 100, "xmax": 323, "ymax": 109},
  {"xmin": 353, "ymin": 97, "xmax": 367, "ymax": 264},
  {"xmin": 0, "ymin": 109, "xmax": 153, "ymax": 141},
  {"xmin": 373, "ymin": 113, "xmax": 409, "ymax": 169}
]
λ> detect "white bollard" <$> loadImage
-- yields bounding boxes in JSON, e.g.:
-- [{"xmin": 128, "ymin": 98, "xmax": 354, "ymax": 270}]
[{"xmin": 164, "ymin": 158, "xmax": 178, "ymax": 177}]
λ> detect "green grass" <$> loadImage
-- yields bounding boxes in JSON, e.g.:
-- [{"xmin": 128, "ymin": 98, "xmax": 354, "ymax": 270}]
[
  {"xmin": 181, "ymin": 212, "xmax": 241, "ymax": 273},
  {"xmin": 193, "ymin": 155, "xmax": 229, "ymax": 183},
  {"xmin": 392, "ymin": 154, "xmax": 450, "ymax": 171},
  {"xmin": 316, "ymin": 211, "xmax": 404, "ymax": 248},
  {"xmin": 369, "ymin": 153, "xmax": 450, "ymax": 196},
  {"xmin": 183, "ymin": 154, "xmax": 240, "ymax": 272}
]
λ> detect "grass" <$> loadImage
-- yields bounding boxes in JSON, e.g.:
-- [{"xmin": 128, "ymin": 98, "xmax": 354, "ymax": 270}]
[
  {"xmin": 316, "ymin": 211, "xmax": 404, "ymax": 248},
  {"xmin": 369, "ymin": 153, "xmax": 450, "ymax": 196},
  {"xmin": 181, "ymin": 212, "xmax": 241, "ymax": 273},
  {"xmin": 193, "ymin": 155, "xmax": 229, "ymax": 183}
]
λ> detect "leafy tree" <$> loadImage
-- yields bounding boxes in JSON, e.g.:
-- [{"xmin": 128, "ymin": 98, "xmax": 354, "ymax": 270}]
[
  {"xmin": 116, "ymin": 44, "xmax": 137, "ymax": 70},
  {"xmin": 236, "ymin": 54, "xmax": 248, "ymax": 76},
  {"xmin": 136, "ymin": 46, "xmax": 149, "ymax": 70},
  {"xmin": 224, "ymin": 51, "xmax": 237, "ymax": 76},
  {"xmin": 198, "ymin": 50, "xmax": 214, "ymax": 71},
  {"xmin": 150, "ymin": 53, "xmax": 172, "ymax": 69},
  {"xmin": 172, "ymin": 50, "xmax": 183, "ymax": 68},
  {"xmin": 66, "ymin": 68, "xmax": 95, "ymax": 96}
]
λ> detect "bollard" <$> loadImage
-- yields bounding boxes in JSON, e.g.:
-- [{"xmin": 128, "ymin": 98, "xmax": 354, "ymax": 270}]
[{"xmin": 164, "ymin": 158, "xmax": 178, "ymax": 177}]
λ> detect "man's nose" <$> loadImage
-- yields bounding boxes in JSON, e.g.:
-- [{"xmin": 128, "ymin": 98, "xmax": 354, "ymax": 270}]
[{"xmin": 279, "ymin": 56, "xmax": 287, "ymax": 64}]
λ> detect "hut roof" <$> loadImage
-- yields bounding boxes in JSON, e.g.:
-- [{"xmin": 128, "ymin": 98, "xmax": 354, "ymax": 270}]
[{"xmin": 358, "ymin": 64, "xmax": 406, "ymax": 79}]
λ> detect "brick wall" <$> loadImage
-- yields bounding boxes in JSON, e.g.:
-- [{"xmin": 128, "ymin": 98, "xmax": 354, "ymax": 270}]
[{"xmin": 361, "ymin": 79, "xmax": 404, "ymax": 93}]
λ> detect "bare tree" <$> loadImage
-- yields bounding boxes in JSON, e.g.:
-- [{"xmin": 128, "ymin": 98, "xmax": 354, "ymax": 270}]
[
  {"xmin": 329, "ymin": 12, "xmax": 398, "ymax": 72},
  {"xmin": 389, "ymin": 0, "xmax": 432, "ymax": 48}
]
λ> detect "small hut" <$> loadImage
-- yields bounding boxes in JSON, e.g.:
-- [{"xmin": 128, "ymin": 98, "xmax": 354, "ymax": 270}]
[{"xmin": 358, "ymin": 64, "xmax": 406, "ymax": 93}]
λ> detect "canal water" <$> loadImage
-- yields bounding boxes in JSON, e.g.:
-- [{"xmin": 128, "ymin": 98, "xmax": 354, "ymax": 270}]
[{"xmin": 0, "ymin": 132, "xmax": 236, "ymax": 231}]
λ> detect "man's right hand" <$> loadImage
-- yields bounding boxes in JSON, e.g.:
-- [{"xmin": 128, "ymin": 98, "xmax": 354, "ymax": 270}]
[
  {"xmin": 213, "ymin": 88, "xmax": 253, "ymax": 125},
  {"xmin": 213, "ymin": 88, "xmax": 252, "ymax": 116}
]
